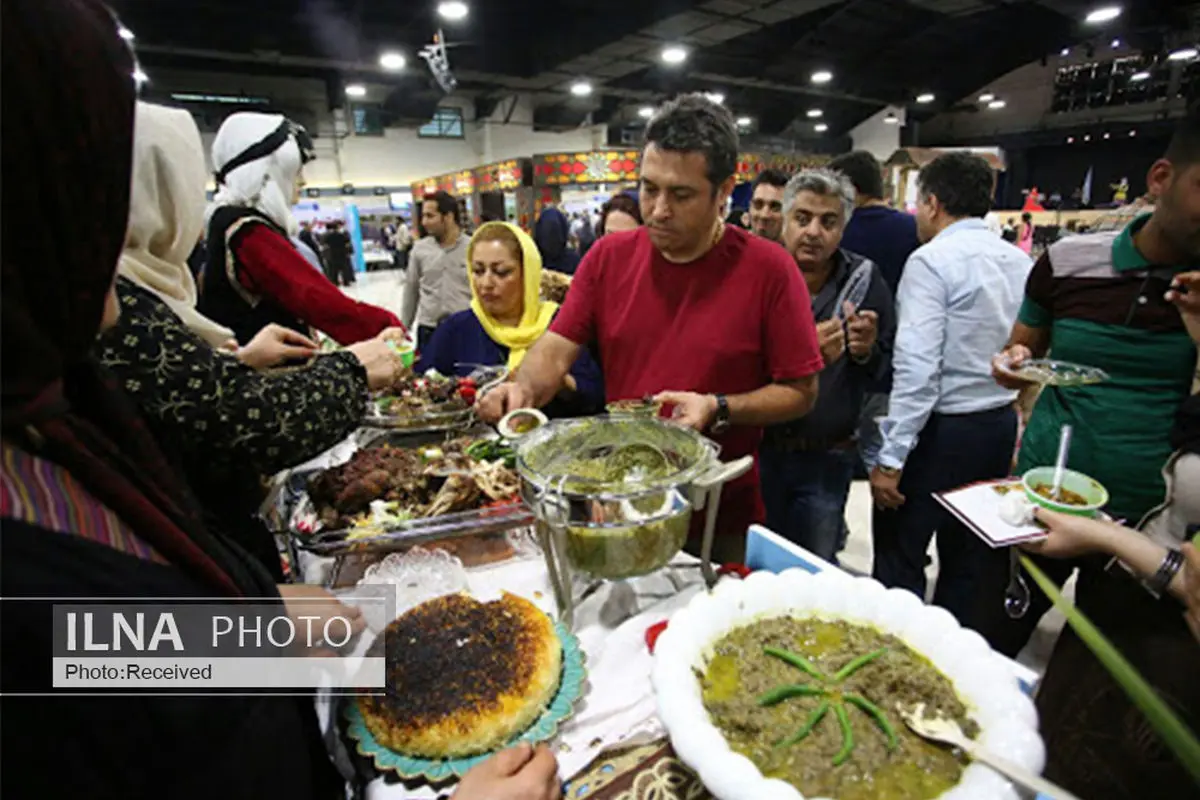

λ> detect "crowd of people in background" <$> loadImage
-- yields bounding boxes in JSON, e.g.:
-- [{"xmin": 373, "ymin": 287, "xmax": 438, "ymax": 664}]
[{"xmin": 4, "ymin": 2, "xmax": 1199, "ymax": 797}]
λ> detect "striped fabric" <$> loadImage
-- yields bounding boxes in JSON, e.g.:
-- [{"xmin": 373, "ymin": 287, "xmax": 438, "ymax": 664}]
[{"xmin": 1, "ymin": 440, "xmax": 167, "ymax": 564}]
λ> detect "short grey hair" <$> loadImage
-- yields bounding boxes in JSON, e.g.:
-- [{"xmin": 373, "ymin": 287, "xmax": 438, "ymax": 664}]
[{"xmin": 782, "ymin": 167, "xmax": 856, "ymax": 223}]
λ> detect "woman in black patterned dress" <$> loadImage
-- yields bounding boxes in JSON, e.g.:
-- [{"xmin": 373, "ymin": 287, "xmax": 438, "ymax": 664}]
[{"xmin": 98, "ymin": 101, "xmax": 404, "ymax": 578}]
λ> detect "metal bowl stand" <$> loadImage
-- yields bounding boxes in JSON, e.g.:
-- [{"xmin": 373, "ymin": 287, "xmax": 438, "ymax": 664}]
[{"xmin": 538, "ymin": 456, "xmax": 753, "ymax": 629}]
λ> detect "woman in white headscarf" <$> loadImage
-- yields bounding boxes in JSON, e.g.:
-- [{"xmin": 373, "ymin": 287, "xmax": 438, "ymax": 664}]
[
  {"xmin": 119, "ymin": 104, "xmax": 236, "ymax": 347},
  {"xmin": 99, "ymin": 102, "xmax": 405, "ymax": 576},
  {"xmin": 199, "ymin": 111, "xmax": 403, "ymax": 346}
]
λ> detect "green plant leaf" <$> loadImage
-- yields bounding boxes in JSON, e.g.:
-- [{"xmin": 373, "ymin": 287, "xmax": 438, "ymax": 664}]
[{"xmin": 1019, "ymin": 554, "xmax": 1200, "ymax": 784}]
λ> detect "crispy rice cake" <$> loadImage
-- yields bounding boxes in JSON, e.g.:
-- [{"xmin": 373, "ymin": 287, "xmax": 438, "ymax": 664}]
[{"xmin": 359, "ymin": 592, "xmax": 562, "ymax": 759}]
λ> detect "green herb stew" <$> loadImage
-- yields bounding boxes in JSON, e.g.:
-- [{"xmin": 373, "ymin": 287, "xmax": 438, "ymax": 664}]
[{"xmin": 701, "ymin": 618, "xmax": 978, "ymax": 800}]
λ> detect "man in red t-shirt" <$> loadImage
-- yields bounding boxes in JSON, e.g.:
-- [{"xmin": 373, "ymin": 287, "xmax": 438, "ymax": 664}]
[{"xmin": 479, "ymin": 94, "xmax": 823, "ymax": 560}]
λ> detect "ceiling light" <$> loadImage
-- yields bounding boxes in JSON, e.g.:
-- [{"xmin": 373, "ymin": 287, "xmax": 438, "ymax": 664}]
[
  {"xmin": 437, "ymin": 1, "xmax": 469, "ymax": 21},
  {"xmin": 1129, "ymin": 130, "xmax": 1136, "ymax": 137},
  {"xmin": 661, "ymin": 45, "xmax": 687, "ymax": 65},
  {"xmin": 379, "ymin": 52, "xmax": 406, "ymax": 70},
  {"xmin": 811, "ymin": 70, "xmax": 833, "ymax": 84},
  {"xmin": 345, "ymin": 84, "xmax": 367, "ymax": 98},
  {"xmin": 638, "ymin": 106, "xmax": 654, "ymax": 119},
  {"xmin": 978, "ymin": 92, "xmax": 995, "ymax": 102},
  {"xmin": 814, "ymin": 123, "xmax": 828, "ymax": 133},
  {"xmin": 1085, "ymin": 6, "xmax": 1121, "ymax": 24},
  {"xmin": 1169, "ymin": 47, "xmax": 1199, "ymax": 61},
  {"xmin": 132, "ymin": 68, "xmax": 149, "ymax": 85},
  {"xmin": 806, "ymin": 108, "xmax": 823, "ymax": 118},
  {"xmin": 705, "ymin": 92, "xmax": 725, "ymax": 104},
  {"xmin": 1060, "ymin": 48, "xmax": 1069, "ymax": 56},
  {"xmin": 1066, "ymin": 136, "xmax": 1074, "ymax": 143},
  {"xmin": 118, "ymin": 26, "xmax": 135, "ymax": 41},
  {"xmin": 1103, "ymin": 132, "xmax": 1111, "ymax": 139},
  {"xmin": 1130, "ymin": 70, "xmax": 1151, "ymax": 81},
  {"xmin": 1084, "ymin": 134, "xmax": 1091, "ymax": 141},
  {"xmin": 916, "ymin": 93, "xmax": 935, "ymax": 103},
  {"xmin": 883, "ymin": 112, "xmax": 899, "ymax": 124},
  {"xmin": 570, "ymin": 80, "xmax": 593, "ymax": 96},
  {"xmin": 736, "ymin": 116, "xmax": 752, "ymax": 127},
  {"xmin": 987, "ymin": 100, "xmax": 1006, "ymax": 109},
  {"xmin": 1111, "ymin": 38, "xmax": 1121, "ymax": 48}
]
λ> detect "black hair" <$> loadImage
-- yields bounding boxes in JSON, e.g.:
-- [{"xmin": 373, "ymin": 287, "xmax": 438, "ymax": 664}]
[
  {"xmin": 423, "ymin": 190, "xmax": 461, "ymax": 226},
  {"xmin": 752, "ymin": 168, "xmax": 789, "ymax": 191},
  {"xmin": 598, "ymin": 193, "xmax": 642, "ymax": 234},
  {"xmin": 828, "ymin": 150, "xmax": 884, "ymax": 200},
  {"xmin": 1165, "ymin": 112, "xmax": 1200, "ymax": 167},
  {"xmin": 644, "ymin": 93, "xmax": 738, "ymax": 191},
  {"xmin": 917, "ymin": 152, "xmax": 994, "ymax": 218},
  {"xmin": 1021, "ymin": 211, "xmax": 1032, "ymax": 223}
]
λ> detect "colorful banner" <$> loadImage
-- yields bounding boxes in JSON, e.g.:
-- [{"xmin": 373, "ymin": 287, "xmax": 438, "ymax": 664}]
[
  {"xmin": 474, "ymin": 158, "xmax": 530, "ymax": 191},
  {"xmin": 532, "ymin": 150, "xmax": 640, "ymax": 187},
  {"xmin": 411, "ymin": 169, "xmax": 475, "ymax": 201},
  {"xmin": 736, "ymin": 152, "xmax": 829, "ymax": 180}
]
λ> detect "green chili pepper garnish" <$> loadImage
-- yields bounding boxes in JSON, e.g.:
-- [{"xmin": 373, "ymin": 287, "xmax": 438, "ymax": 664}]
[
  {"xmin": 832, "ymin": 703, "xmax": 855, "ymax": 765},
  {"xmin": 844, "ymin": 693, "xmax": 899, "ymax": 750},
  {"xmin": 763, "ymin": 645, "xmax": 829, "ymax": 682},
  {"xmin": 756, "ymin": 683, "xmax": 824, "ymax": 707},
  {"xmin": 833, "ymin": 647, "xmax": 888, "ymax": 682},
  {"xmin": 776, "ymin": 699, "xmax": 831, "ymax": 748}
]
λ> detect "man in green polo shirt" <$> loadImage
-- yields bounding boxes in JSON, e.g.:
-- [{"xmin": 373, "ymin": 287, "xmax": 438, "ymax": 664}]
[{"xmin": 989, "ymin": 114, "xmax": 1200, "ymax": 656}]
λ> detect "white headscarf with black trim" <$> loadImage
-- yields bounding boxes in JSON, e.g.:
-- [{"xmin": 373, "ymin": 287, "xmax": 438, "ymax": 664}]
[{"xmin": 209, "ymin": 111, "xmax": 305, "ymax": 236}]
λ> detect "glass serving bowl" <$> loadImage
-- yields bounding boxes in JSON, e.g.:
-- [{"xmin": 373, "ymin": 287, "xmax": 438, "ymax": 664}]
[{"xmin": 514, "ymin": 417, "xmax": 719, "ymax": 579}]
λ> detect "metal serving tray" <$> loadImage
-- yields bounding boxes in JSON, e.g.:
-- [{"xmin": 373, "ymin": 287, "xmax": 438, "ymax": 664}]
[{"xmin": 268, "ymin": 427, "xmax": 534, "ymax": 558}]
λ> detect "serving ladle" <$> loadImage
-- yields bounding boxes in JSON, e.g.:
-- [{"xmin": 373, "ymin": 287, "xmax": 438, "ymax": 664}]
[{"xmin": 899, "ymin": 703, "xmax": 1083, "ymax": 800}]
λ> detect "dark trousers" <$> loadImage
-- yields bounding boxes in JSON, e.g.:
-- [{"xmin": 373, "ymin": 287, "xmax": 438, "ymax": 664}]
[
  {"xmin": 871, "ymin": 405, "xmax": 1016, "ymax": 645},
  {"xmin": 416, "ymin": 324, "xmax": 436, "ymax": 354},
  {"xmin": 760, "ymin": 447, "xmax": 857, "ymax": 563}
]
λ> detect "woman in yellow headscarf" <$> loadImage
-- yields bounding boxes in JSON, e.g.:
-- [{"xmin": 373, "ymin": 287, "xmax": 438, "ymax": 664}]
[{"xmin": 416, "ymin": 221, "xmax": 604, "ymax": 417}]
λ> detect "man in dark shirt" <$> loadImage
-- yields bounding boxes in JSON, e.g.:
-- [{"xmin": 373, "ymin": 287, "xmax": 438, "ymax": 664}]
[
  {"xmin": 297, "ymin": 220, "xmax": 326, "ymax": 276},
  {"xmin": 760, "ymin": 168, "xmax": 896, "ymax": 562},
  {"xmin": 828, "ymin": 150, "xmax": 920, "ymax": 475},
  {"xmin": 321, "ymin": 220, "xmax": 355, "ymax": 287}
]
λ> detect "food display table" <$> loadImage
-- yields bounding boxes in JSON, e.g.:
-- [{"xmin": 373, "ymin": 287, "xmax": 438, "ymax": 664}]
[{"xmin": 296, "ymin": 520, "xmax": 1042, "ymax": 799}]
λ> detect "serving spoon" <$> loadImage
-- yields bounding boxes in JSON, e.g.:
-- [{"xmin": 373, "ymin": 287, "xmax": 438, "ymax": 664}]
[{"xmin": 898, "ymin": 703, "xmax": 1084, "ymax": 800}]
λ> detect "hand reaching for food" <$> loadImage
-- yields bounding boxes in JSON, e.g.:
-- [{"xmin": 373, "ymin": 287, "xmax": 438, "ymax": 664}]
[
  {"xmin": 346, "ymin": 338, "xmax": 404, "ymax": 391},
  {"xmin": 654, "ymin": 390, "xmax": 717, "ymax": 431},
  {"xmin": 237, "ymin": 324, "xmax": 319, "ymax": 369},
  {"xmin": 451, "ymin": 742, "xmax": 561, "ymax": 800},
  {"xmin": 477, "ymin": 382, "xmax": 533, "ymax": 424}
]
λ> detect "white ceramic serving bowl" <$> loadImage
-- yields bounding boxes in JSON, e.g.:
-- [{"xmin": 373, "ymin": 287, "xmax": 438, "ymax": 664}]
[{"xmin": 652, "ymin": 569, "xmax": 1044, "ymax": 800}]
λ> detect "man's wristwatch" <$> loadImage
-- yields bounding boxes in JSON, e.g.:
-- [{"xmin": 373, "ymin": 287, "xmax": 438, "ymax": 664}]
[
  {"xmin": 876, "ymin": 465, "xmax": 902, "ymax": 477},
  {"xmin": 710, "ymin": 394, "xmax": 731, "ymax": 434}
]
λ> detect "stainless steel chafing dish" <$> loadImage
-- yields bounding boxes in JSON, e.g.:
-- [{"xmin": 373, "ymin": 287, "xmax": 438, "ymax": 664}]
[{"xmin": 514, "ymin": 416, "xmax": 752, "ymax": 626}]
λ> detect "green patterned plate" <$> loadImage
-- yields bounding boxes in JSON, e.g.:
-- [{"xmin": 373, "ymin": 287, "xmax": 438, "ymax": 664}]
[{"xmin": 345, "ymin": 620, "xmax": 587, "ymax": 783}]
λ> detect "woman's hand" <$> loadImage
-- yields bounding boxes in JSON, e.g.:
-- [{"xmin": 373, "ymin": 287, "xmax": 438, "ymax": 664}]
[
  {"xmin": 376, "ymin": 326, "xmax": 409, "ymax": 345},
  {"xmin": 346, "ymin": 337, "xmax": 404, "ymax": 391},
  {"xmin": 237, "ymin": 324, "xmax": 318, "ymax": 369},
  {"xmin": 1019, "ymin": 507, "xmax": 1117, "ymax": 559},
  {"xmin": 452, "ymin": 743, "xmax": 560, "ymax": 800},
  {"xmin": 275, "ymin": 584, "xmax": 365, "ymax": 654},
  {"xmin": 1165, "ymin": 271, "xmax": 1200, "ymax": 344}
]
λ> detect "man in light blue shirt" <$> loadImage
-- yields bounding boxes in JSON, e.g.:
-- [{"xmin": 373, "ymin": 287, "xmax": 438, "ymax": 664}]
[{"xmin": 870, "ymin": 152, "xmax": 1032, "ymax": 641}]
